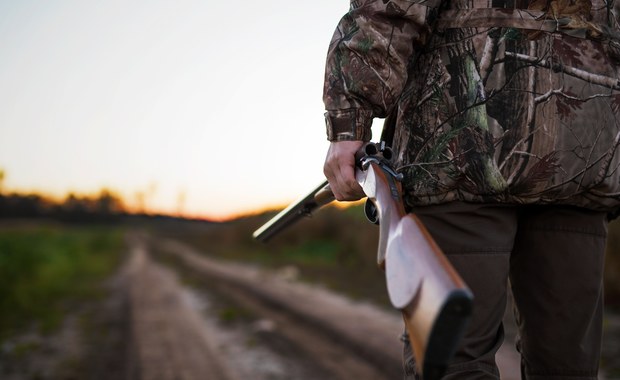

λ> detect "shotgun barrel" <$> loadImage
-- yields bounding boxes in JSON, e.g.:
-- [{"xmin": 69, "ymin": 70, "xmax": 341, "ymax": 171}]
[{"xmin": 252, "ymin": 180, "xmax": 334, "ymax": 242}]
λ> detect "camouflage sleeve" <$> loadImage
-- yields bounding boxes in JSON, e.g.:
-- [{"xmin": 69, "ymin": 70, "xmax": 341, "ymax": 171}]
[{"xmin": 323, "ymin": 0, "xmax": 442, "ymax": 142}]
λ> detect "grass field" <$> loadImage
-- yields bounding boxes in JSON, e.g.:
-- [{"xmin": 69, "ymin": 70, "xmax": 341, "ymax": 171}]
[{"xmin": 0, "ymin": 224, "xmax": 125, "ymax": 342}]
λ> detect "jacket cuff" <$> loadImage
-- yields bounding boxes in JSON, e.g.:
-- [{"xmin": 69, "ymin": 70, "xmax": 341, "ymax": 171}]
[{"xmin": 325, "ymin": 109, "xmax": 373, "ymax": 142}]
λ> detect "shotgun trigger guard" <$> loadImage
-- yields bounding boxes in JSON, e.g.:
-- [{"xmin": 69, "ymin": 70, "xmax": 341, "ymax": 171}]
[{"xmin": 364, "ymin": 199, "xmax": 379, "ymax": 225}]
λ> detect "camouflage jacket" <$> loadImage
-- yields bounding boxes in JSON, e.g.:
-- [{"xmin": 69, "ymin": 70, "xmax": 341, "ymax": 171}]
[{"xmin": 323, "ymin": 0, "xmax": 620, "ymax": 211}]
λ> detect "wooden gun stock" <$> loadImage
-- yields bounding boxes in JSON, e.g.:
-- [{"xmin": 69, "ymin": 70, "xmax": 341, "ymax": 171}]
[{"xmin": 253, "ymin": 142, "xmax": 473, "ymax": 379}]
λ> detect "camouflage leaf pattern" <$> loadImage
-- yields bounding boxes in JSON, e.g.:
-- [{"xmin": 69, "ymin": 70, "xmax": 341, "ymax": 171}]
[{"xmin": 323, "ymin": 0, "xmax": 620, "ymax": 211}]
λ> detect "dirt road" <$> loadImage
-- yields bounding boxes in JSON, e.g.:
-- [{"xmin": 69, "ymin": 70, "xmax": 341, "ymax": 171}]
[
  {"xmin": 126, "ymin": 238, "xmax": 237, "ymax": 380},
  {"xmin": 0, "ymin": 229, "xmax": 522, "ymax": 379},
  {"xmin": 124, "ymin": 232, "xmax": 523, "ymax": 380},
  {"xmin": 128, "ymin": 233, "xmax": 402, "ymax": 379}
]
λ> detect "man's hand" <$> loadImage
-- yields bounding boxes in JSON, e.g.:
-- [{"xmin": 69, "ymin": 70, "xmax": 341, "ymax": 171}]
[{"xmin": 323, "ymin": 140, "xmax": 366, "ymax": 201}]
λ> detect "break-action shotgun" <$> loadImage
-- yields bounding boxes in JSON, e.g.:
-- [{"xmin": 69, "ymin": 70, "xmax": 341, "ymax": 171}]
[{"xmin": 253, "ymin": 142, "xmax": 473, "ymax": 379}]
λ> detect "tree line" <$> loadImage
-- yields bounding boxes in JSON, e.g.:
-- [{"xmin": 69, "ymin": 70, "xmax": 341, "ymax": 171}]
[{"xmin": 0, "ymin": 189, "xmax": 127, "ymax": 223}]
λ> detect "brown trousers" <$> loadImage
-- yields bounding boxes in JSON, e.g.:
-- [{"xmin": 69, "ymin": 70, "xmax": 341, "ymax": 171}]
[{"xmin": 402, "ymin": 202, "xmax": 608, "ymax": 380}]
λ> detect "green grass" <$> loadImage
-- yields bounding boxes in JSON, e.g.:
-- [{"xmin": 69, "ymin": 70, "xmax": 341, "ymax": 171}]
[
  {"xmin": 0, "ymin": 225, "xmax": 124, "ymax": 341},
  {"xmin": 280, "ymin": 240, "xmax": 340, "ymax": 265}
]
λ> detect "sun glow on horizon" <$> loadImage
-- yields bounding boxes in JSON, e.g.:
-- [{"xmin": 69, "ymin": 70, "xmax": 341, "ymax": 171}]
[{"xmin": 0, "ymin": 0, "xmax": 351, "ymax": 218}]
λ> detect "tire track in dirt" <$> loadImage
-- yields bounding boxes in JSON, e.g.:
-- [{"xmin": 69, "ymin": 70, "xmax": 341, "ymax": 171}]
[
  {"xmin": 126, "ymin": 235, "xmax": 237, "ymax": 380},
  {"xmin": 148, "ymin": 233, "xmax": 404, "ymax": 379}
]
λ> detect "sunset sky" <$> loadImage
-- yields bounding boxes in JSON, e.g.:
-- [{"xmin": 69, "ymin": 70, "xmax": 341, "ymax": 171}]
[{"xmin": 0, "ymin": 0, "xmax": 383, "ymax": 219}]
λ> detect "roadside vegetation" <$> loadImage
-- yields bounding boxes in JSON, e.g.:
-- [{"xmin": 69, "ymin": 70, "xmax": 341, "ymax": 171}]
[{"xmin": 0, "ymin": 225, "xmax": 125, "ymax": 342}]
